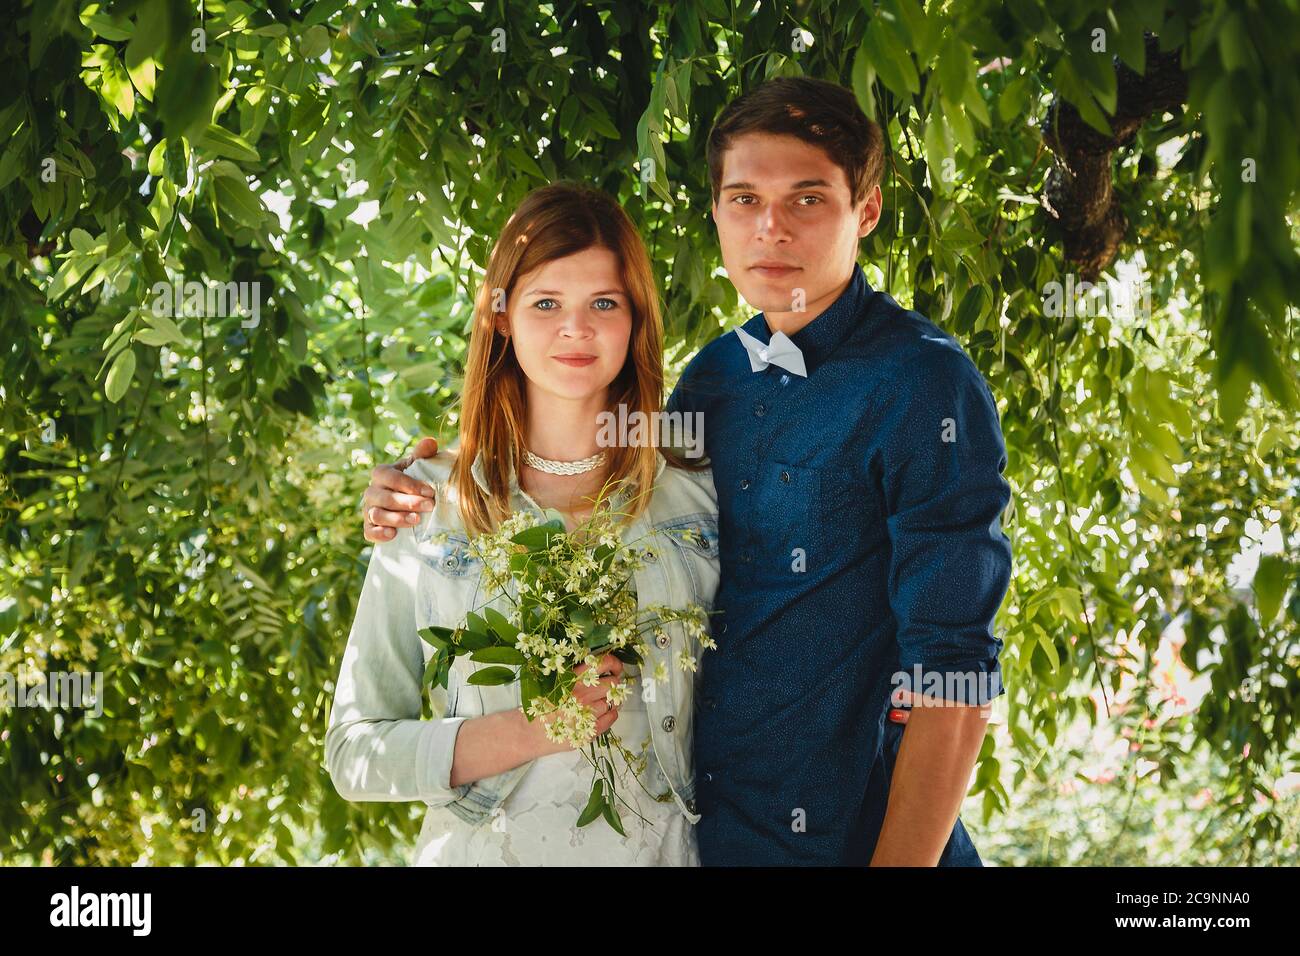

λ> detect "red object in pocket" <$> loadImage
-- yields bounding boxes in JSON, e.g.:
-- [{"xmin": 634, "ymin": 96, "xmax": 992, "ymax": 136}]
[{"xmin": 887, "ymin": 707, "xmax": 910, "ymax": 725}]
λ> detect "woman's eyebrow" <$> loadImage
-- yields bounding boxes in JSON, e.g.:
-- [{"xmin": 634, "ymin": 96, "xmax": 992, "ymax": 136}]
[{"xmin": 523, "ymin": 288, "xmax": 625, "ymax": 296}]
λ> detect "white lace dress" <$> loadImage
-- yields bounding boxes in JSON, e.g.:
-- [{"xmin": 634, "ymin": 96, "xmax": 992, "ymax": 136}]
[{"xmin": 414, "ymin": 660, "xmax": 699, "ymax": 866}]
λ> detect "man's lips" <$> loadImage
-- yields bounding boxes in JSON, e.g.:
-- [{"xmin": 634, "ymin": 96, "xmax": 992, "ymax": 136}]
[
  {"xmin": 749, "ymin": 263, "xmax": 801, "ymax": 277},
  {"xmin": 552, "ymin": 354, "xmax": 597, "ymax": 366}
]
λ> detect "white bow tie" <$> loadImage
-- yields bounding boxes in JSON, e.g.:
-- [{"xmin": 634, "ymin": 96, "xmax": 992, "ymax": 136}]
[{"xmin": 734, "ymin": 327, "xmax": 807, "ymax": 377}]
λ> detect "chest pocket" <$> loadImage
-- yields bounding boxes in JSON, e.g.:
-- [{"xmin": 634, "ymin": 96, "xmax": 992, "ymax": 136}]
[
  {"xmin": 412, "ymin": 528, "xmax": 486, "ymax": 630},
  {"xmin": 416, "ymin": 531, "xmax": 481, "ymax": 577},
  {"xmin": 766, "ymin": 460, "xmax": 862, "ymax": 572},
  {"xmin": 653, "ymin": 512, "xmax": 721, "ymax": 609}
]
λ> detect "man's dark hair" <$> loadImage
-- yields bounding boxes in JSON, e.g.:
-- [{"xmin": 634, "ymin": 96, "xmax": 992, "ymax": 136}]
[{"xmin": 706, "ymin": 77, "xmax": 885, "ymax": 206}]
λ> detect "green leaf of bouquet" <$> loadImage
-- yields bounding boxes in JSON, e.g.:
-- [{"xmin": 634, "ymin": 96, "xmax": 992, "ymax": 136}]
[
  {"xmin": 464, "ymin": 611, "xmax": 489, "ymax": 635},
  {"xmin": 601, "ymin": 796, "xmax": 627, "ymax": 836},
  {"xmin": 484, "ymin": 607, "xmax": 519, "ymax": 641},
  {"xmin": 422, "ymin": 652, "xmax": 441, "ymax": 687},
  {"xmin": 465, "ymin": 665, "xmax": 517, "ymax": 686},
  {"xmin": 611, "ymin": 645, "xmax": 643, "ymax": 667},
  {"xmin": 576, "ymin": 779, "xmax": 605, "ymax": 827},
  {"xmin": 418, "ymin": 625, "xmax": 453, "ymax": 649},
  {"xmin": 520, "ymin": 671, "xmax": 541, "ymax": 716},
  {"xmin": 457, "ymin": 629, "xmax": 494, "ymax": 650},
  {"xmin": 469, "ymin": 646, "xmax": 526, "ymax": 665},
  {"xmin": 586, "ymin": 624, "xmax": 613, "ymax": 649},
  {"xmin": 511, "ymin": 524, "xmax": 563, "ymax": 550}
]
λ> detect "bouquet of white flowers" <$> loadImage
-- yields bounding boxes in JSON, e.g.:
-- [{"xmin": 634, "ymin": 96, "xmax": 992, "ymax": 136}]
[{"xmin": 418, "ymin": 505, "xmax": 714, "ymax": 834}]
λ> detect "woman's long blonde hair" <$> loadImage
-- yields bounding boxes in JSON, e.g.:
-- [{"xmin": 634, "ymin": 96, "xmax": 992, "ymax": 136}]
[{"xmin": 450, "ymin": 182, "xmax": 687, "ymax": 536}]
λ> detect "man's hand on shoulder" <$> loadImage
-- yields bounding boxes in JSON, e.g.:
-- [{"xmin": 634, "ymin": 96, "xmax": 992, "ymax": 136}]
[{"xmin": 362, "ymin": 437, "xmax": 440, "ymax": 543}]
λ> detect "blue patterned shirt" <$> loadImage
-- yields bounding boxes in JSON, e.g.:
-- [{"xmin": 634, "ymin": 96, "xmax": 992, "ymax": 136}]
[{"xmin": 666, "ymin": 262, "xmax": 1012, "ymax": 866}]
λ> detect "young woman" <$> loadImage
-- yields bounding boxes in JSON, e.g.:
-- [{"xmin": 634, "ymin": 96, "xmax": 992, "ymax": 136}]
[{"xmin": 325, "ymin": 183, "xmax": 720, "ymax": 866}]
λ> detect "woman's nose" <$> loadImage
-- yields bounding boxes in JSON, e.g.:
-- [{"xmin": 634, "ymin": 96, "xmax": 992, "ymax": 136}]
[{"xmin": 558, "ymin": 309, "xmax": 595, "ymax": 336}]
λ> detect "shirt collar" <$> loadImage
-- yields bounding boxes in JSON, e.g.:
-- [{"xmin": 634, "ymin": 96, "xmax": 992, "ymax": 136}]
[{"xmin": 741, "ymin": 261, "xmax": 873, "ymax": 376}]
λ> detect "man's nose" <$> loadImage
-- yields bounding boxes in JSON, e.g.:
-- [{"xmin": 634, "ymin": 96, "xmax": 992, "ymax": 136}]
[{"xmin": 755, "ymin": 203, "xmax": 792, "ymax": 242}]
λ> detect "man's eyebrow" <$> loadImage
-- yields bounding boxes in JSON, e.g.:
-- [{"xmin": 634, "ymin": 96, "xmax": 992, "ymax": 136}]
[{"xmin": 719, "ymin": 179, "xmax": 835, "ymax": 191}]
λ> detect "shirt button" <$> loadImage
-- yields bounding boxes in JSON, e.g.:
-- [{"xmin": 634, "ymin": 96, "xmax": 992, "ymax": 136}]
[
  {"xmin": 643, "ymin": 548, "xmax": 658, "ymax": 562},
  {"xmin": 739, "ymin": 478, "xmax": 750, "ymax": 490},
  {"xmin": 780, "ymin": 374, "xmax": 790, "ymax": 386},
  {"xmin": 444, "ymin": 555, "xmax": 460, "ymax": 570},
  {"xmin": 753, "ymin": 402, "xmax": 766, "ymax": 417},
  {"xmin": 661, "ymin": 715, "xmax": 676, "ymax": 733},
  {"xmin": 719, "ymin": 622, "xmax": 728, "ymax": 634},
  {"xmin": 703, "ymin": 771, "xmax": 714, "ymax": 783},
  {"xmin": 655, "ymin": 632, "xmax": 670, "ymax": 649},
  {"xmin": 780, "ymin": 470, "xmax": 790, "ymax": 483}
]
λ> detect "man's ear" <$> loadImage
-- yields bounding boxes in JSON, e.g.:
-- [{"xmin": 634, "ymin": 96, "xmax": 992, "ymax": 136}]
[{"xmin": 857, "ymin": 184, "xmax": 884, "ymax": 239}]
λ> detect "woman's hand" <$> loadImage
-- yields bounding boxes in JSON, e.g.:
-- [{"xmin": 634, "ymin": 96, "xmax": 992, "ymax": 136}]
[
  {"xmin": 572, "ymin": 653, "xmax": 626, "ymax": 738},
  {"xmin": 526, "ymin": 653, "xmax": 626, "ymax": 756},
  {"xmin": 362, "ymin": 437, "xmax": 440, "ymax": 542}
]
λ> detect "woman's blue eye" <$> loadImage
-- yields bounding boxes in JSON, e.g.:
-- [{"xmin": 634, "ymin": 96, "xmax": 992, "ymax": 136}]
[
  {"xmin": 593, "ymin": 297, "xmax": 619, "ymax": 310},
  {"xmin": 533, "ymin": 298, "xmax": 558, "ymax": 310}
]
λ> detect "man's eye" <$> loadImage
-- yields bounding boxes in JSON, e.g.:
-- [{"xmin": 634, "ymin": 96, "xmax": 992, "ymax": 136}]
[
  {"xmin": 797, "ymin": 195, "xmax": 822, "ymax": 205},
  {"xmin": 593, "ymin": 297, "xmax": 620, "ymax": 311},
  {"xmin": 732, "ymin": 195, "xmax": 756, "ymax": 205}
]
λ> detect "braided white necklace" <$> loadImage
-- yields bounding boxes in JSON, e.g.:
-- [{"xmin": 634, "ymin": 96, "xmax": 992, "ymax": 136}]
[{"xmin": 522, "ymin": 448, "xmax": 608, "ymax": 476}]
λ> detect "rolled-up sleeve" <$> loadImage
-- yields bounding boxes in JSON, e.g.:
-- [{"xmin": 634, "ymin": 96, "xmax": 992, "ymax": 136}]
[
  {"xmin": 880, "ymin": 344, "xmax": 1012, "ymax": 706},
  {"xmin": 324, "ymin": 524, "xmax": 471, "ymax": 805}
]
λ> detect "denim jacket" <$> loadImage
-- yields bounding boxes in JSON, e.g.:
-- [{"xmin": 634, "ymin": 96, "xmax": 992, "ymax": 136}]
[{"xmin": 325, "ymin": 448, "xmax": 719, "ymax": 831}]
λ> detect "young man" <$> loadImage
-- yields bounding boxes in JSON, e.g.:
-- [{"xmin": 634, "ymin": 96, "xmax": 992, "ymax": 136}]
[{"xmin": 361, "ymin": 78, "xmax": 1012, "ymax": 866}]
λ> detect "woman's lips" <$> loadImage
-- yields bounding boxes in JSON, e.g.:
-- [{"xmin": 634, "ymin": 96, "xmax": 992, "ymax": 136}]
[{"xmin": 553, "ymin": 355, "xmax": 597, "ymax": 367}]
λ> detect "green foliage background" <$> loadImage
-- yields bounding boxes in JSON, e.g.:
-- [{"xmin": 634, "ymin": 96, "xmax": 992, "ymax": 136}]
[{"xmin": 1, "ymin": 0, "xmax": 1297, "ymax": 864}]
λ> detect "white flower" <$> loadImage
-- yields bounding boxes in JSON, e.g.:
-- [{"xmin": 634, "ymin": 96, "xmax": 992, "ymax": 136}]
[{"xmin": 605, "ymin": 681, "xmax": 630, "ymax": 707}]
